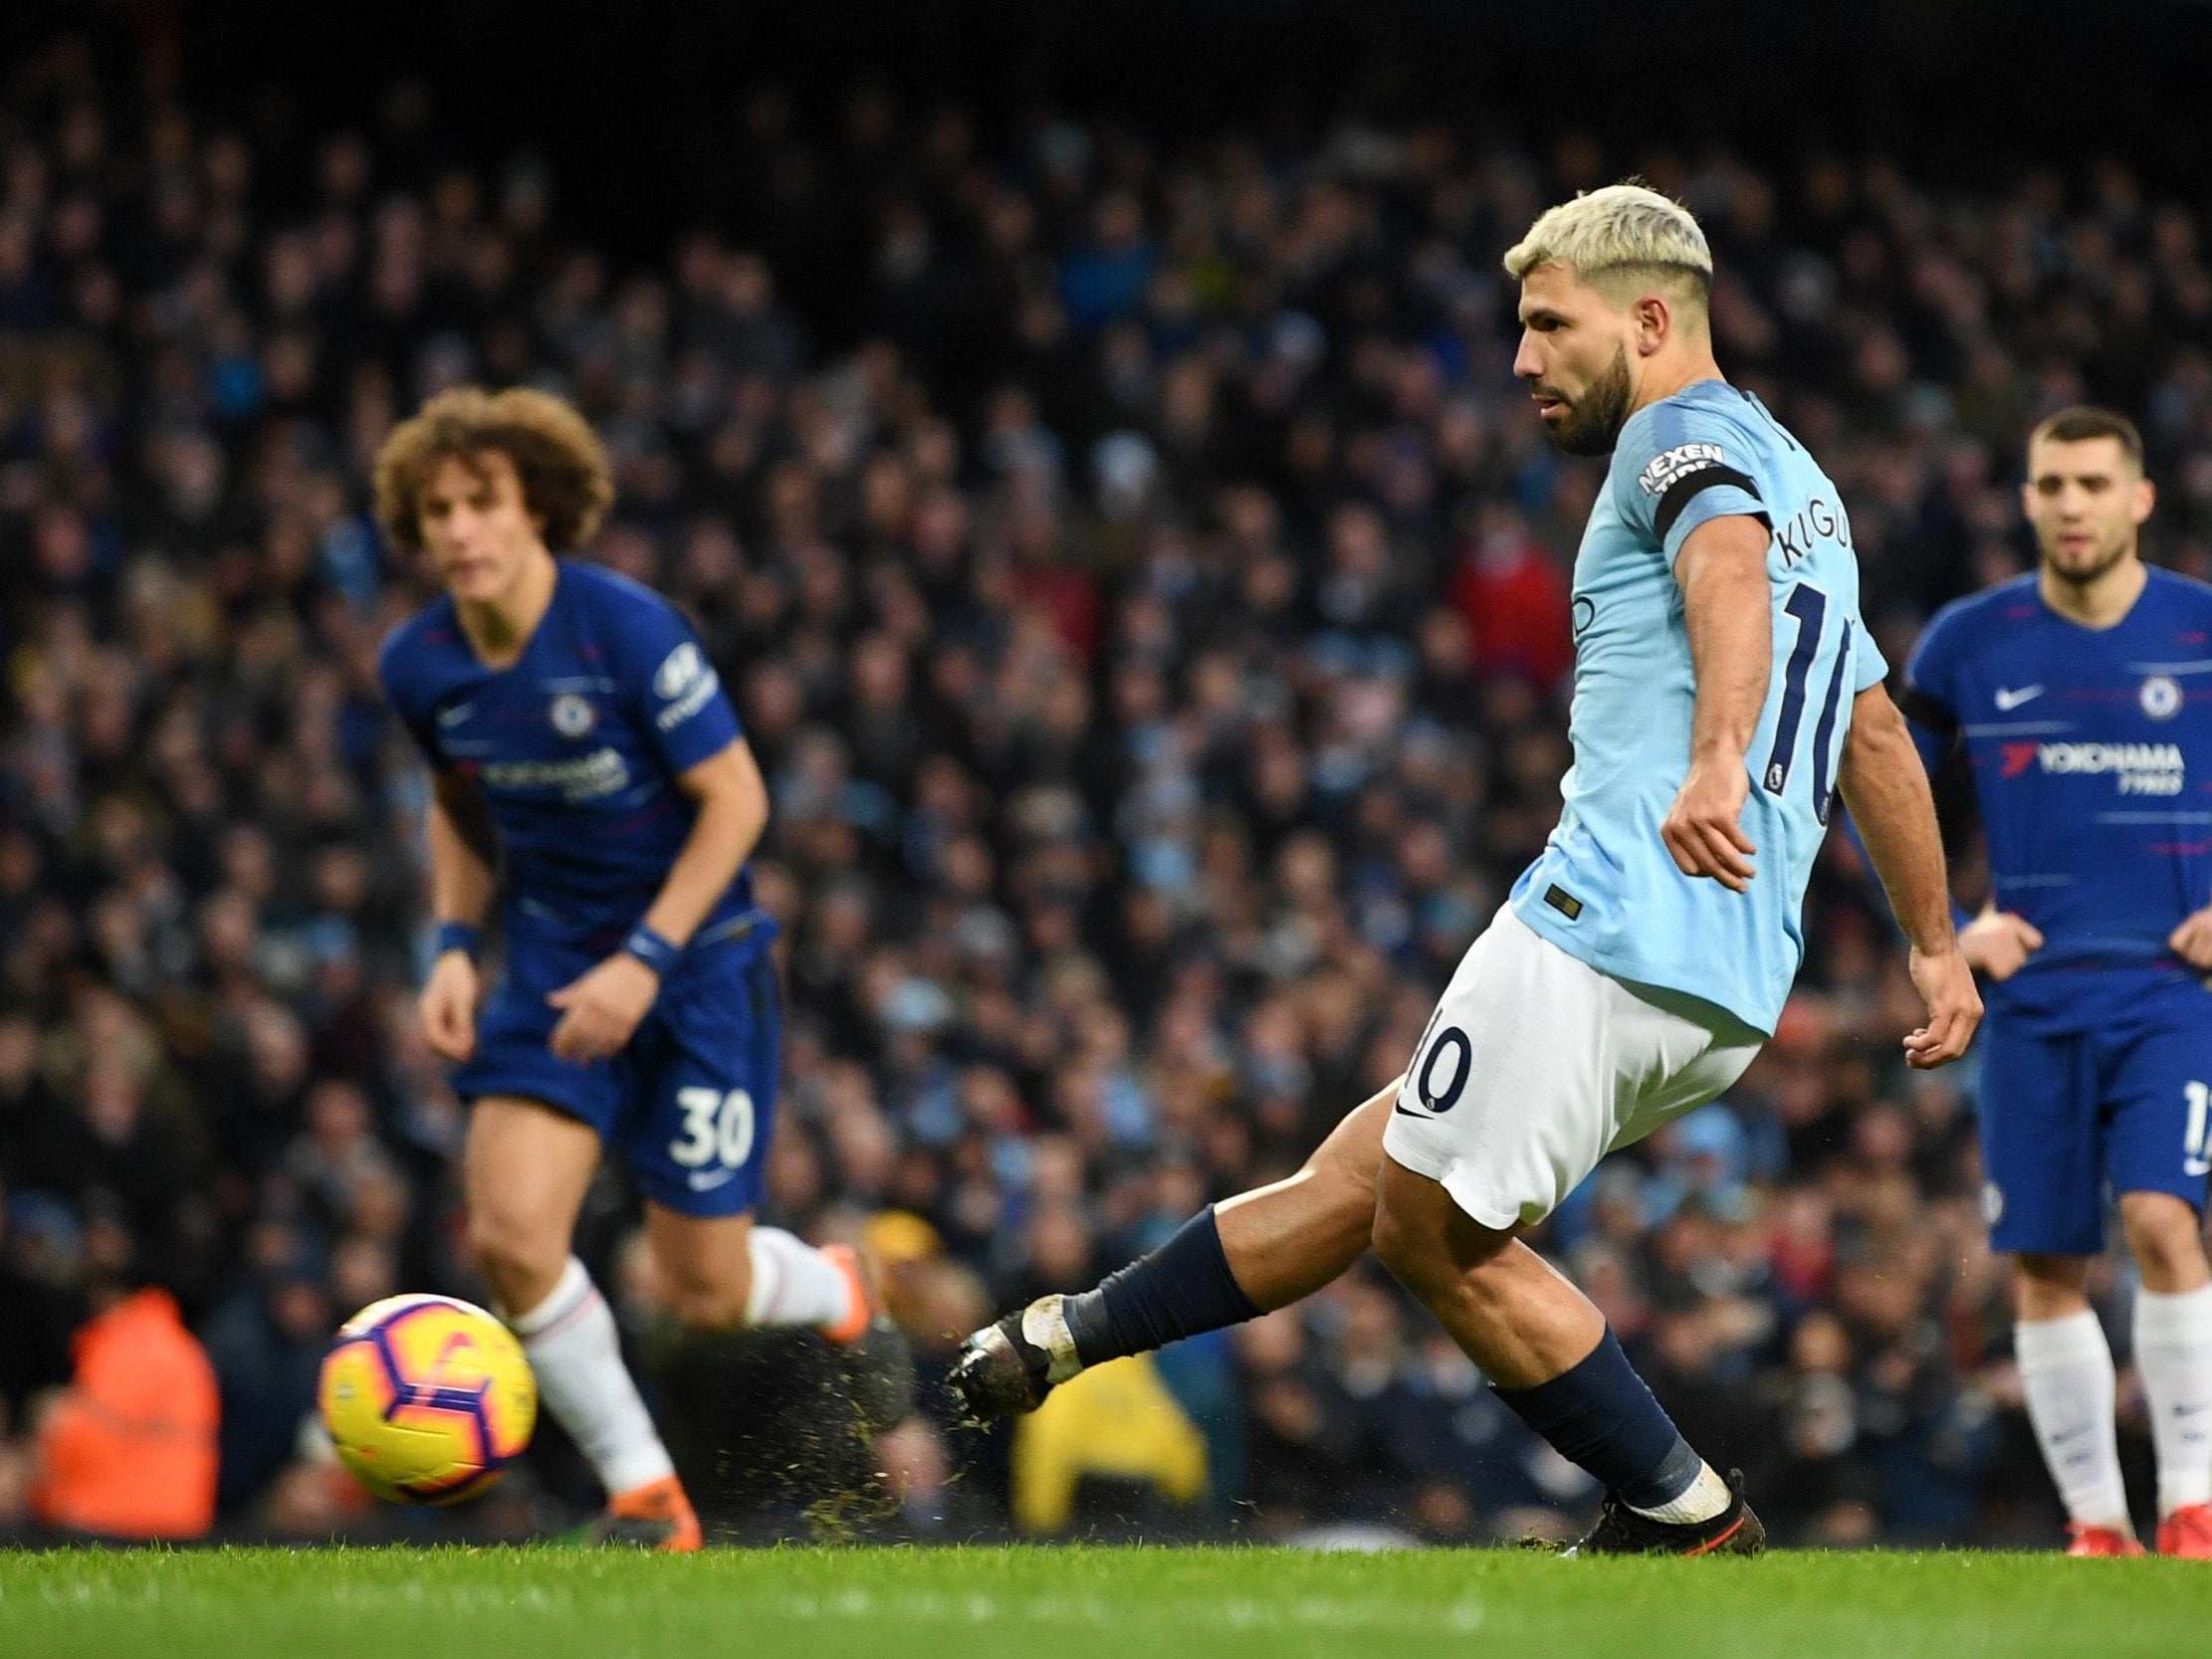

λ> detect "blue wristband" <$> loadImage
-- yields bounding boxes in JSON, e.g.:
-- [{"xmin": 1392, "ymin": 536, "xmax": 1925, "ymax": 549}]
[
  {"xmin": 434, "ymin": 921, "xmax": 482, "ymax": 960},
  {"xmin": 623, "ymin": 925, "xmax": 682, "ymax": 976}
]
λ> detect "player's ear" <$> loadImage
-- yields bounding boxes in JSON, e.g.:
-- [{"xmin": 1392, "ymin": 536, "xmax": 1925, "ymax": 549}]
[
  {"xmin": 1631, "ymin": 292, "xmax": 1671, "ymax": 357},
  {"xmin": 2133, "ymin": 475, "xmax": 2155, "ymax": 526}
]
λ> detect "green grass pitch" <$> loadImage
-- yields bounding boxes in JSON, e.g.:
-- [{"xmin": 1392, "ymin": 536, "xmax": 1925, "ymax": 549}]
[{"xmin": 3, "ymin": 1545, "xmax": 2207, "ymax": 1659}]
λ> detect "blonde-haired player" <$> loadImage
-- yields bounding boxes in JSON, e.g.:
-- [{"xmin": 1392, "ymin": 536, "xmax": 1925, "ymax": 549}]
[{"xmin": 955, "ymin": 185, "xmax": 1979, "ymax": 1555}]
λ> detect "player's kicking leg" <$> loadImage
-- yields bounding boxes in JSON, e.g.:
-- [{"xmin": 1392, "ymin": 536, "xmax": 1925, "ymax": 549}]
[
  {"xmin": 626, "ymin": 945, "xmax": 914, "ymax": 1442},
  {"xmin": 464, "ymin": 1097, "xmax": 710, "ymax": 1550},
  {"xmin": 948, "ymin": 1075, "xmax": 1396, "ymax": 1419},
  {"xmin": 1370, "ymin": 909, "xmax": 1765, "ymax": 1556},
  {"xmin": 466, "ymin": 943, "xmax": 897, "ymax": 1549}
]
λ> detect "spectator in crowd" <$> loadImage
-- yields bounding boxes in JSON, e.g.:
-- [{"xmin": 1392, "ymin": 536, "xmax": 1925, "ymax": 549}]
[{"xmin": 25, "ymin": 1245, "xmax": 219, "ymax": 1541}]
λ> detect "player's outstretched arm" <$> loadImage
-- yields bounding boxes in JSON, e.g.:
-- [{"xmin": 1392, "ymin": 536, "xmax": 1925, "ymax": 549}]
[
  {"xmin": 1837, "ymin": 685, "xmax": 1982, "ymax": 1068},
  {"xmin": 1663, "ymin": 516, "xmax": 1774, "ymax": 893},
  {"xmin": 546, "ymin": 739, "xmax": 771, "ymax": 1064},
  {"xmin": 420, "ymin": 769, "xmax": 500, "ymax": 1062}
]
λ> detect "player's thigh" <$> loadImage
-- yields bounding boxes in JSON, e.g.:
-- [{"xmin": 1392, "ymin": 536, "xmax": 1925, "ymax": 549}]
[
  {"xmin": 1290, "ymin": 1078, "xmax": 1395, "ymax": 1208},
  {"xmin": 1217, "ymin": 1077, "xmax": 1397, "ymax": 1278},
  {"xmin": 456, "ymin": 941, "xmax": 626, "ymax": 1198},
  {"xmin": 1977, "ymin": 1007, "xmax": 2101, "ymax": 1256},
  {"xmin": 1381, "ymin": 908, "xmax": 1621, "ymax": 1230},
  {"xmin": 1608, "ymin": 981, "xmax": 1763, "ymax": 1154},
  {"xmin": 2101, "ymin": 979, "xmax": 2212, "ymax": 1223},
  {"xmin": 620, "ymin": 948, "xmax": 781, "ymax": 1222},
  {"xmin": 464, "ymin": 1096, "xmax": 605, "ymax": 1269}
]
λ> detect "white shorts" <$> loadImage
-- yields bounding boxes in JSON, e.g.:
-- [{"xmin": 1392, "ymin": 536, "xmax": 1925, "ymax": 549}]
[{"xmin": 1381, "ymin": 906, "xmax": 1765, "ymax": 1230}]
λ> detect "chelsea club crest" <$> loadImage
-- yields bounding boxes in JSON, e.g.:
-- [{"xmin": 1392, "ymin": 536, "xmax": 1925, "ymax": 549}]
[
  {"xmin": 2140, "ymin": 675, "xmax": 2182, "ymax": 721},
  {"xmin": 550, "ymin": 693, "xmax": 597, "ymax": 737}
]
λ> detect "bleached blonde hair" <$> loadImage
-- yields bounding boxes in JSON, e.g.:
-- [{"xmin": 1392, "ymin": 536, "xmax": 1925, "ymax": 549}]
[{"xmin": 1502, "ymin": 182, "xmax": 1712, "ymax": 308}]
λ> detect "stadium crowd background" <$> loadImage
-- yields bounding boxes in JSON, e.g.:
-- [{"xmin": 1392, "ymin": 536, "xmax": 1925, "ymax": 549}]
[{"xmin": 4, "ymin": 16, "xmax": 2212, "ymax": 1547}]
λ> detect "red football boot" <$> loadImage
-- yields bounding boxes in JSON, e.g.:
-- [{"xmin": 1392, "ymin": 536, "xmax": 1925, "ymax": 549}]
[
  {"xmin": 2157, "ymin": 1504, "xmax": 2212, "ymax": 1558},
  {"xmin": 2066, "ymin": 1522, "xmax": 2145, "ymax": 1557}
]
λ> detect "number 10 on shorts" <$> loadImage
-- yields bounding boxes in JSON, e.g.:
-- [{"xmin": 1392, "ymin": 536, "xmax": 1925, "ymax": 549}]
[{"xmin": 670, "ymin": 1087, "xmax": 756, "ymax": 1168}]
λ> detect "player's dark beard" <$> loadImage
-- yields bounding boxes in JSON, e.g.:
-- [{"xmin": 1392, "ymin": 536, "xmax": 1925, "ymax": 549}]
[
  {"xmin": 2042, "ymin": 528, "xmax": 2132, "ymax": 589},
  {"xmin": 1543, "ymin": 346, "xmax": 1635, "ymax": 456}
]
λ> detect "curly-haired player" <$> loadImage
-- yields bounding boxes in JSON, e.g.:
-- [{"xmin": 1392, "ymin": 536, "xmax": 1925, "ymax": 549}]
[{"xmin": 375, "ymin": 387, "xmax": 886, "ymax": 1550}]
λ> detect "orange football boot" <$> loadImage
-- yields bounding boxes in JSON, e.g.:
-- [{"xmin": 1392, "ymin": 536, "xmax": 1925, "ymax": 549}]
[
  {"xmin": 819, "ymin": 1243, "xmax": 877, "ymax": 1346},
  {"xmin": 2066, "ymin": 1522, "xmax": 2145, "ymax": 1557},
  {"xmin": 2157, "ymin": 1503, "xmax": 2212, "ymax": 1557},
  {"xmin": 595, "ymin": 1473, "xmax": 703, "ymax": 1552}
]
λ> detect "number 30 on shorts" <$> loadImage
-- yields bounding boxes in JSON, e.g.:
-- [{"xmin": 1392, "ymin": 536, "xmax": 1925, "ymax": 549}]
[{"xmin": 670, "ymin": 1087, "xmax": 756, "ymax": 1169}]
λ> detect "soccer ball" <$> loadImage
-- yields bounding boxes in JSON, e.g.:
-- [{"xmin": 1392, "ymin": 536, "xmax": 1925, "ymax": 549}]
[{"xmin": 318, "ymin": 1293, "xmax": 537, "ymax": 1504}]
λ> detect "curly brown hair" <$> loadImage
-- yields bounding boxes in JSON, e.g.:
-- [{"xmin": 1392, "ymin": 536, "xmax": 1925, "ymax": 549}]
[{"xmin": 373, "ymin": 386, "xmax": 614, "ymax": 554}]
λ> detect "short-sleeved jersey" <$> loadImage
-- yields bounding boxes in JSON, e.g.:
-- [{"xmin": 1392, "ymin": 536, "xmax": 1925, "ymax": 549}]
[
  {"xmin": 377, "ymin": 560, "xmax": 767, "ymax": 954},
  {"xmin": 1902, "ymin": 567, "xmax": 2212, "ymax": 973},
  {"xmin": 1511, "ymin": 380, "xmax": 1885, "ymax": 1035}
]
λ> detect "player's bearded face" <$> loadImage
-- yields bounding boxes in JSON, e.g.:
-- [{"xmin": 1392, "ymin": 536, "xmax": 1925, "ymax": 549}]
[
  {"xmin": 1515, "ymin": 270, "xmax": 1638, "ymax": 457},
  {"xmin": 1534, "ymin": 343, "xmax": 1635, "ymax": 457},
  {"xmin": 2024, "ymin": 438, "xmax": 2148, "ymax": 586}
]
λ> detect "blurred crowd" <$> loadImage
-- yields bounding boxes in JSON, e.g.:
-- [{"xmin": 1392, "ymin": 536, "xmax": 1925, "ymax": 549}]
[{"xmin": 3, "ymin": 29, "xmax": 2206, "ymax": 1546}]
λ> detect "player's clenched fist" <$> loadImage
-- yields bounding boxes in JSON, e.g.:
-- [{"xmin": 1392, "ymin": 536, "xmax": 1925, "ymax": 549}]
[
  {"xmin": 1661, "ymin": 755, "xmax": 1758, "ymax": 893},
  {"xmin": 1957, "ymin": 906, "xmax": 2045, "ymax": 982},
  {"xmin": 1902, "ymin": 942, "xmax": 1982, "ymax": 1070},
  {"xmin": 419, "ymin": 950, "xmax": 481, "ymax": 1063},
  {"xmin": 548, "ymin": 953, "xmax": 661, "ymax": 1065}
]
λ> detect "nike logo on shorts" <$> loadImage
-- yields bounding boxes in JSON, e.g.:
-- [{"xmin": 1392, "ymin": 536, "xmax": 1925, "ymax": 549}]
[{"xmin": 686, "ymin": 1167, "xmax": 737, "ymax": 1191}]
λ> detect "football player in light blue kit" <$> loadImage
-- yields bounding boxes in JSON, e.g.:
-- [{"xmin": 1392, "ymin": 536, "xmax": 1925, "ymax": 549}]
[
  {"xmin": 953, "ymin": 185, "xmax": 1981, "ymax": 1555},
  {"xmin": 1367, "ymin": 183, "xmax": 1978, "ymax": 1555},
  {"xmin": 375, "ymin": 388, "xmax": 881, "ymax": 1550},
  {"xmin": 1900, "ymin": 408, "xmax": 2212, "ymax": 1556}
]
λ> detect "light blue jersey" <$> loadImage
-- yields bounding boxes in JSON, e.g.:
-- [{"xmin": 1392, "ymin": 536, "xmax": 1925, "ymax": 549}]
[{"xmin": 1509, "ymin": 380, "xmax": 1885, "ymax": 1035}]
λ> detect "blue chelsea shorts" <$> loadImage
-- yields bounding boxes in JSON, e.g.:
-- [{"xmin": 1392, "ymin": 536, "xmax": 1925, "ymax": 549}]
[
  {"xmin": 1978, "ymin": 964, "xmax": 2212, "ymax": 1255},
  {"xmin": 454, "ymin": 924, "xmax": 781, "ymax": 1219}
]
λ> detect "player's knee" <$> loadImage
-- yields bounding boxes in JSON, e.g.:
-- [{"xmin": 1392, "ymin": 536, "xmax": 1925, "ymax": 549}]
[
  {"xmin": 1306, "ymin": 1141, "xmax": 1379, "ymax": 1246},
  {"xmin": 653, "ymin": 1256, "xmax": 752, "ymax": 1331},
  {"xmin": 1370, "ymin": 1199, "xmax": 1443, "ymax": 1297},
  {"xmin": 2119, "ymin": 1192, "xmax": 2209, "ymax": 1287},
  {"xmin": 2012, "ymin": 1252, "xmax": 2092, "ymax": 1319},
  {"xmin": 465, "ymin": 1207, "xmax": 568, "ymax": 1311}
]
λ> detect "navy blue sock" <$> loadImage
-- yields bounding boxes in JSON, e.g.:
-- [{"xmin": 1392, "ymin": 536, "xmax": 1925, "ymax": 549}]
[
  {"xmin": 1493, "ymin": 1328, "xmax": 1703, "ymax": 1508},
  {"xmin": 1062, "ymin": 1205, "xmax": 1262, "ymax": 1365}
]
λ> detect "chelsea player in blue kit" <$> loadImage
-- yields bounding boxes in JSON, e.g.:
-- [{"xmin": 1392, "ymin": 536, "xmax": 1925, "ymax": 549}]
[
  {"xmin": 1902, "ymin": 408, "xmax": 2212, "ymax": 1557},
  {"xmin": 954, "ymin": 186, "xmax": 1981, "ymax": 1555},
  {"xmin": 374, "ymin": 388, "xmax": 879, "ymax": 1550}
]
